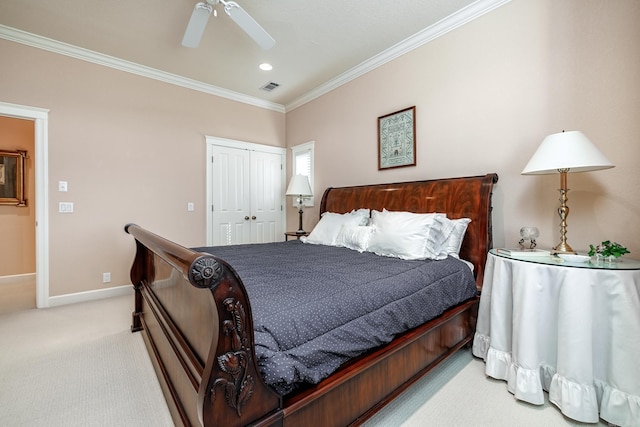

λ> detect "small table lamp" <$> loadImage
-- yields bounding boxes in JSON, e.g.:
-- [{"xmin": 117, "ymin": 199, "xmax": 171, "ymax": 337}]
[
  {"xmin": 285, "ymin": 175, "xmax": 313, "ymax": 234},
  {"xmin": 521, "ymin": 130, "xmax": 614, "ymax": 254}
]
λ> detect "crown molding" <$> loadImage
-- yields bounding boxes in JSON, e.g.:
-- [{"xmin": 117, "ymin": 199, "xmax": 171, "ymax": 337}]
[
  {"xmin": 0, "ymin": 24, "xmax": 286, "ymax": 114},
  {"xmin": 1, "ymin": 0, "xmax": 509, "ymax": 115},
  {"xmin": 285, "ymin": 0, "xmax": 512, "ymax": 111}
]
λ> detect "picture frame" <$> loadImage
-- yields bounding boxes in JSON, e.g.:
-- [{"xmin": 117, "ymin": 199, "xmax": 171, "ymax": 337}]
[
  {"xmin": 378, "ymin": 106, "xmax": 416, "ymax": 170},
  {"xmin": 0, "ymin": 150, "xmax": 27, "ymax": 206}
]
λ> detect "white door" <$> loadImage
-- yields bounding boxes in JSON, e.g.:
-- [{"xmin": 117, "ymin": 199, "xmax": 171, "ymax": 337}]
[
  {"xmin": 209, "ymin": 144, "xmax": 251, "ymax": 245},
  {"xmin": 207, "ymin": 137, "xmax": 285, "ymax": 246},
  {"xmin": 250, "ymin": 150, "xmax": 284, "ymax": 243}
]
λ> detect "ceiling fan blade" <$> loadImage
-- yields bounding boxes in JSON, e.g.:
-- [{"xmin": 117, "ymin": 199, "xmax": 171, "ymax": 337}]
[
  {"xmin": 223, "ymin": 1, "xmax": 276, "ymax": 50},
  {"xmin": 182, "ymin": 2, "xmax": 213, "ymax": 48}
]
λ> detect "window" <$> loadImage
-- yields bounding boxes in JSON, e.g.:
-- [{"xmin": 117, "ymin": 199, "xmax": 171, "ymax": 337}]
[{"xmin": 291, "ymin": 141, "xmax": 314, "ymax": 206}]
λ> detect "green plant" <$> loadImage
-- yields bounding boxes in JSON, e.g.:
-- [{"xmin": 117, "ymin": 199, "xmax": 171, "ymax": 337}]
[{"xmin": 588, "ymin": 240, "xmax": 630, "ymax": 258}]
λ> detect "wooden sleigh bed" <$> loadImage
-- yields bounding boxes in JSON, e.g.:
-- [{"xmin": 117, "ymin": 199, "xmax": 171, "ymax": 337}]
[{"xmin": 125, "ymin": 173, "xmax": 498, "ymax": 427}]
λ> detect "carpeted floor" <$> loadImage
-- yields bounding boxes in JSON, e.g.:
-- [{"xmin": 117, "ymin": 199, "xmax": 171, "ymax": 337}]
[
  {"xmin": 0, "ymin": 330, "xmax": 173, "ymax": 426},
  {"xmin": 0, "ymin": 295, "xmax": 609, "ymax": 426},
  {"xmin": 365, "ymin": 350, "xmax": 607, "ymax": 426}
]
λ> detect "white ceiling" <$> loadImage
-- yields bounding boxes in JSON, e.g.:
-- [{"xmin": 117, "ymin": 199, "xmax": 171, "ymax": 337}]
[{"xmin": 0, "ymin": 0, "xmax": 509, "ymax": 111}]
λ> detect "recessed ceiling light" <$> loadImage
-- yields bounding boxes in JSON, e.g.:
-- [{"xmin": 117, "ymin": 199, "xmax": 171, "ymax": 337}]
[{"xmin": 259, "ymin": 63, "xmax": 273, "ymax": 71}]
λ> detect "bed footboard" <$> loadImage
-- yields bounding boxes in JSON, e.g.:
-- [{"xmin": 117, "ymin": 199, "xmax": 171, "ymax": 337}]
[{"xmin": 125, "ymin": 224, "xmax": 281, "ymax": 426}]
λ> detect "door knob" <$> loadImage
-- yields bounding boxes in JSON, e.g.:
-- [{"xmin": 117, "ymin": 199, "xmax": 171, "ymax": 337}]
[
  {"xmin": 251, "ymin": 216, "xmax": 257, "ymax": 220},
  {"xmin": 244, "ymin": 216, "xmax": 250, "ymax": 220}
]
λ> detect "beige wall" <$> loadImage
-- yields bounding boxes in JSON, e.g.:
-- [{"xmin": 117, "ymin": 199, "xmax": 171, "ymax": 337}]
[
  {"xmin": 0, "ymin": 40, "xmax": 285, "ymax": 297},
  {"xmin": 286, "ymin": 0, "xmax": 640, "ymax": 256},
  {"xmin": 0, "ymin": 116, "xmax": 35, "ymax": 276},
  {"xmin": 1, "ymin": 0, "xmax": 638, "ymax": 300}
]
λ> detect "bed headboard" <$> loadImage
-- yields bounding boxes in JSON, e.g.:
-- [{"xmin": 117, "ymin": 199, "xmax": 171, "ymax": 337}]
[{"xmin": 319, "ymin": 173, "xmax": 498, "ymax": 290}]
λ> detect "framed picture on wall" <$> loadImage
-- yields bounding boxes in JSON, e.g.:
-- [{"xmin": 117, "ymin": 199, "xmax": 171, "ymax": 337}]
[
  {"xmin": 0, "ymin": 150, "xmax": 27, "ymax": 206},
  {"xmin": 378, "ymin": 106, "xmax": 416, "ymax": 170}
]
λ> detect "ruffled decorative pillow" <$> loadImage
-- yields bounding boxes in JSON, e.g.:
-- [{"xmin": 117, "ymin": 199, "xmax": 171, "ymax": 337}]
[
  {"xmin": 366, "ymin": 209, "xmax": 453, "ymax": 260},
  {"xmin": 442, "ymin": 218, "xmax": 472, "ymax": 258},
  {"xmin": 303, "ymin": 209, "xmax": 370, "ymax": 246},
  {"xmin": 335, "ymin": 224, "xmax": 376, "ymax": 252}
]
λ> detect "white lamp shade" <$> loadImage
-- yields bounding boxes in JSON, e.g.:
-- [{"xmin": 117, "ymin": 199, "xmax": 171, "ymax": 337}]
[
  {"xmin": 286, "ymin": 175, "xmax": 312, "ymax": 196},
  {"xmin": 521, "ymin": 131, "xmax": 614, "ymax": 175}
]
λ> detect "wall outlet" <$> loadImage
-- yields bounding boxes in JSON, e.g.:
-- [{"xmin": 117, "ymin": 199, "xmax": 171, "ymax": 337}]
[
  {"xmin": 187, "ymin": 202, "xmax": 194, "ymax": 212},
  {"xmin": 103, "ymin": 272, "xmax": 111, "ymax": 283},
  {"xmin": 59, "ymin": 202, "xmax": 74, "ymax": 213},
  {"xmin": 58, "ymin": 181, "xmax": 68, "ymax": 192}
]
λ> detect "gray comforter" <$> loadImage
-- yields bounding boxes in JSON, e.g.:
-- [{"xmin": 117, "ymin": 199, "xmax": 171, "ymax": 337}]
[{"xmin": 194, "ymin": 240, "xmax": 477, "ymax": 395}]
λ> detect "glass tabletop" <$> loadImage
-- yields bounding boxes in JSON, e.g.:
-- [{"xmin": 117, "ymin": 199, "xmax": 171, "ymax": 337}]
[{"xmin": 490, "ymin": 248, "xmax": 640, "ymax": 270}]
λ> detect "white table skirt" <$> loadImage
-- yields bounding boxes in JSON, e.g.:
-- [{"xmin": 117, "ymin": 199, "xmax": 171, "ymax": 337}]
[{"xmin": 472, "ymin": 252, "xmax": 640, "ymax": 426}]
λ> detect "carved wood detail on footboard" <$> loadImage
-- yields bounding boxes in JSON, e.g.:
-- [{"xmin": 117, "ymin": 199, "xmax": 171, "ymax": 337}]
[{"xmin": 125, "ymin": 224, "xmax": 281, "ymax": 426}]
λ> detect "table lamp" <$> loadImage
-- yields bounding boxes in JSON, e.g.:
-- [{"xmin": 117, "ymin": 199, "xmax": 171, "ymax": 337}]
[
  {"xmin": 285, "ymin": 175, "xmax": 313, "ymax": 234},
  {"xmin": 521, "ymin": 130, "xmax": 614, "ymax": 254}
]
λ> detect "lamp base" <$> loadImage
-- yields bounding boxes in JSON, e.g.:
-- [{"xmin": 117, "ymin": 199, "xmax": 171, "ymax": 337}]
[
  {"xmin": 552, "ymin": 242, "xmax": 576, "ymax": 255},
  {"xmin": 296, "ymin": 207, "xmax": 305, "ymax": 235},
  {"xmin": 552, "ymin": 173, "xmax": 576, "ymax": 255}
]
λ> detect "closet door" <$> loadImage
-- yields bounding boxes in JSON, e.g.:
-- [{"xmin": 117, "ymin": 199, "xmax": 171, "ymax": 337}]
[
  {"xmin": 250, "ymin": 150, "xmax": 284, "ymax": 243},
  {"xmin": 209, "ymin": 145, "xmax": 251, "ymax": 245},
  {"xmin": 207, "ymin": 137, "xmax": 285, "ymax": 246}
]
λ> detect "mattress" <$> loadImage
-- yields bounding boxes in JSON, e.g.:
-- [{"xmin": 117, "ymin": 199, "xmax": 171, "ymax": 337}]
[{"xmin": 194, "ymin": 240, "xmax": 477, "ymax": 395}]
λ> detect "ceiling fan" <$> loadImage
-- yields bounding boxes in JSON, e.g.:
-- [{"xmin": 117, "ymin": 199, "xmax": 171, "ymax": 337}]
[{"xmin": 182, "ymin": 0, "xmax": 276, "ymax": 50}]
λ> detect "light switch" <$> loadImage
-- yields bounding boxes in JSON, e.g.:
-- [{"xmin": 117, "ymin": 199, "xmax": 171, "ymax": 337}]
[
  {"xmin": 58, "ymin": 181, "xmax": 68, "ymax": 192},
  {"xmin": 187, "ymin": 202, "xmax": 194, "ymax": 212},
  {"xmin": 59, "ymin": 202, "xmax": 74, "ymax": 213}
]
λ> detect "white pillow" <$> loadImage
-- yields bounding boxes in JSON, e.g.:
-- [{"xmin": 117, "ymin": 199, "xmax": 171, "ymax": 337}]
[
  {"xmin": 303, "ymin": 209, "xmax": 370, "ymax": 246},
  {"xmin": 442, "ymin": 218, "xmax": 472, "ymax": 258},
  {"xmin": 335, "ymin": 224, "xmax": 376, "ymax": 252},
  {"xmin": 367, "ymin": 210, "xmax": 452, "ymax": 260}
]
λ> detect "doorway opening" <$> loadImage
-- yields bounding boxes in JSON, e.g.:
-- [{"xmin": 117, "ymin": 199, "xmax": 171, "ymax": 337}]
[{"xmin": 0, "ymin": 101, "xmax": 50, "ymax": 308}]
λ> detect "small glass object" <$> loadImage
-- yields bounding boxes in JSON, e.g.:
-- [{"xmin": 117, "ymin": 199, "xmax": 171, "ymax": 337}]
[{"xmin": 519, "ymin": 227, "xmax": 540, "ymax": 249}]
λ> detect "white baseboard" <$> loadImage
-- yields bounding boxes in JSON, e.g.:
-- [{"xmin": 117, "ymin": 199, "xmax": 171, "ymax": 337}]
[
  {"xmin": 47, "ymin": 284, "xmax": 134, "ymax": 307},
  {"xmin": 0, "ymin": 273, "xmax": 36, "ymax": 285}
]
